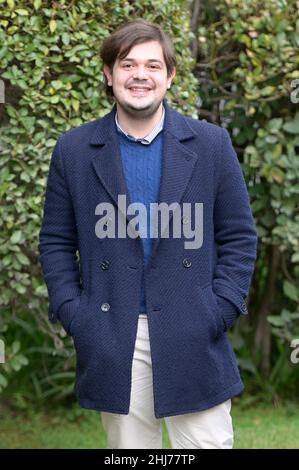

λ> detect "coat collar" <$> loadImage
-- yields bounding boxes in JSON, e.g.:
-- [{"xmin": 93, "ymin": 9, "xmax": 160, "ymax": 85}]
[
  {"xmin": 90, "ymin": 98, "xmax": 196, "ymax": 145},
  {"xmin": 90, "ymin": 98, "xmax": 199, "ymax": 263}
]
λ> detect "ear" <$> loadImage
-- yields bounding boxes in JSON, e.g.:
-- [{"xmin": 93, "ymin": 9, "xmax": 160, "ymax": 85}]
[
  {"xmin": 103, "ymin": 64, "xmax": 113, "ymax": 86},
  {"xmin": 168, "ymin": 66, "xmax": 176, "ymax": 87}
]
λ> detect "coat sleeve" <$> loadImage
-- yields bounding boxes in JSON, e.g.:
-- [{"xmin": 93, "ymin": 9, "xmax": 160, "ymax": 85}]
[
  {"xmin": 38, "ymin": 136, "xmax": 82, "ymax": 329},
  {"xmin": 213, "ymin": 128, "xmax": 257, "ymax": 331}
]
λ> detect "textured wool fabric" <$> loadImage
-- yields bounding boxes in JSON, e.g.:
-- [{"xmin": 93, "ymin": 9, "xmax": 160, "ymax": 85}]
[
  {"xmin": 38, "ymin": 98, "xmax": 257, "ymax": 418},
  {"xmin": 116, "ymin": 130, "xmax": 164, "ymax": 313}
]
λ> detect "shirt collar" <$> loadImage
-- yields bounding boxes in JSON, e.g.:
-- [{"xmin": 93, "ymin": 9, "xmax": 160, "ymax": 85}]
[{"xmin": 115, "ymin": 105, "xmax": 165, "ymax": 145}]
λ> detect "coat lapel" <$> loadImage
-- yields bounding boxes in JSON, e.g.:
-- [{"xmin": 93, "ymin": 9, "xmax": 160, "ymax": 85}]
[
  {"xmin": 90, "ymin": 104, "xmax": 134, "ymax": 226},
  {"xmin": 150, "ymin": 100, "xmax": 198, "ymax": 258},
  {"xmin": 89, "ymin": 98, "xmax": 199, "ymax": 259}
]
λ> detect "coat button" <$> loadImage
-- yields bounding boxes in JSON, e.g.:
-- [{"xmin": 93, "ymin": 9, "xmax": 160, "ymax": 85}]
[
  {"xmin": 181, "ymin": 215, "xmax": 189, "ymax": 225},
  {"xmin": 101, "ymin": 260, "xmax": 110, "ymax": 270},
  {"xmin": 241, "ymin": 302, "xmax": 247, "ymax": 313},
  {"xmin": 183, "ymin": 258, "xmax": 192, "ymax": 268},
  {"xmin": 101, "ymin": 302, "xmax": 110, "ymax": 312}
]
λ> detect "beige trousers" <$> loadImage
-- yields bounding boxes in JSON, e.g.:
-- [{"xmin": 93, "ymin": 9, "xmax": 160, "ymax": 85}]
[{"xmin": 101, "ymin": 314, "xmax": 234, "ymax": 449}]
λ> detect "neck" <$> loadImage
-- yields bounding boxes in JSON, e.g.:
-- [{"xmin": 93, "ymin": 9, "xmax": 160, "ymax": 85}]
[{"xmin": 116, "ymin": 102, "xmax": 163, "ymax": 139}]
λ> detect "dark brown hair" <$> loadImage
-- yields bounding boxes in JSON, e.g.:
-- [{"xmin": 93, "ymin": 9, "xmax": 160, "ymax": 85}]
[{"xmin": 100, "ymin": 20, "xmax": 177, "ymax": 96}]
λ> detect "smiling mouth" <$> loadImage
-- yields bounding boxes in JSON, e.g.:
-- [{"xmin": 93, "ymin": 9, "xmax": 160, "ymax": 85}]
[{"xmin": 128, "ymin": 87, "xmax": 152, "ymax": 94}]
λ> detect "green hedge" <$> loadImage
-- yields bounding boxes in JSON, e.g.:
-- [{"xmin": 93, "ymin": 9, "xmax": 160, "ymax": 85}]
[{"xmin": 195, "ymin": 0, "xmax": 299, "ymax": 400}]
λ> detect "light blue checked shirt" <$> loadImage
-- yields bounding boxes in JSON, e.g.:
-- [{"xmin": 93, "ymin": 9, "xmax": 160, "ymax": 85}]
[{"xmin": 115, "ymin": 105, "xmax": 165, "ymax": 144}]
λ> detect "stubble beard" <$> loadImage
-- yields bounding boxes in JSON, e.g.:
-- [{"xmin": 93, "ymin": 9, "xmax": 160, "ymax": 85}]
[{"xmin": 117, "ymin": 96, "xmax": 163, "ymax": 121}]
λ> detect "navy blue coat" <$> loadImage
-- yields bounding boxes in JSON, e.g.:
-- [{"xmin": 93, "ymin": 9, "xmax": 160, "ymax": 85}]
[{"xmin": 38, "ymin": 98, "xmax": 257, "ymax": 418}]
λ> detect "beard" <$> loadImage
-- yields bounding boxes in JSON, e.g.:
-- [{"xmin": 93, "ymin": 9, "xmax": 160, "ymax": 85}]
[{"xmin": 116, "ymin": 95, "xmax": 163, "ymax": 120}]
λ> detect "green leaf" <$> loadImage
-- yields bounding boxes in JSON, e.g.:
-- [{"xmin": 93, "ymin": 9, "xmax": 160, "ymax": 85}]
[
  {"xmin": 283, "ymin": 281, "xmax": 299, "ymax": 301},
  {"xmin": 49, "ymin": 20, "xmax": 57, "ymax": 34},
  {"xmin": 49, "ymin": 95, "xmax": 60, "ymax": 104},
  {"xmin": 268, "ymin": 118, "xmax": 283, "ymax": 132},
  {"xmin": 34, "ymin": 0, "xmax": 42, "ymax": 9},
  {"xmin": 15, "ymin": 253, "xmax": 30, "ymax": 266},
  {"xmin": 71, "ymin": 99, "xmax": 80, "ymax": 112},
  {"xmin": 283, "ymin": 114, "xmax": 299, "ymax": 134},
  {"xmin": 260, "ymin": 86, "xmax": 276, "ymax": 96},
  {"xmin": 62, "ymin": 33, "xmax": 70, "ymax": 46},
  {"xmin": 12, "ymin": 341, "xmax": 20, "ymax": 355},
  {"xmin": 10, "ymin": 230, "xmax": 22, "ymax": 244},
  {"xmin": 15, "ymin": 284, "xmax": 26, "ymax": 295},
  {"xmin": 7, "ymin": 0, "xmax": 15, "ymax": 9},
  {"xmin": 267, "ymin": 315, "xmax": 285, "ymax": 327},
  {"xmin": 0, "ymin": 374, "xmax": 8, "ymax": 388},
  {"xmin": 15, "ymin": 9, "xmax": 29, "ymax": 16}
]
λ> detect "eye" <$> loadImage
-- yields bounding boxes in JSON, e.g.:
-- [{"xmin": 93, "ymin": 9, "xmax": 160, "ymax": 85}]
[
  {"xmin": 122, "ymin": 64, "xmax": 132, "ymax": 69},
  {"xmin": 148, "ymin": 64, "xmax": 160, "ymax": 69}
]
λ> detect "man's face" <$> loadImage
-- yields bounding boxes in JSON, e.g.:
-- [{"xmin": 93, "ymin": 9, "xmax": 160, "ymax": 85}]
[{"xmin": 103, "ymin": 41, "xmax": 176, "ymax": 118}]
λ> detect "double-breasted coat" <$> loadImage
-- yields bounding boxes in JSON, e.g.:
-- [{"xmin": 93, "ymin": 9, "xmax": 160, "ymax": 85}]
[{"xmin": 38, "ymin": 98, "xmax": 257, "ymax": 418}]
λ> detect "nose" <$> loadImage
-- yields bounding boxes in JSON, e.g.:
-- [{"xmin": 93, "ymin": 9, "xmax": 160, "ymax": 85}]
[{"xmin": 133, "ymin": 65, "xmax": 148, "ymax": 80}]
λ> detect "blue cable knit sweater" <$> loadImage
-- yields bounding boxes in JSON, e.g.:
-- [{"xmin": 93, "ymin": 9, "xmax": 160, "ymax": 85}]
[{"xmin": 116, "ymin": 130, "xmax": 163, "ymax": 313}]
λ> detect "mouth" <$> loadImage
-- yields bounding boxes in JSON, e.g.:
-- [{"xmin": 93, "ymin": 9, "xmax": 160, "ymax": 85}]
[{"xmin": 128, "ymin": 86, "xmax": 152, "ymax": 96}]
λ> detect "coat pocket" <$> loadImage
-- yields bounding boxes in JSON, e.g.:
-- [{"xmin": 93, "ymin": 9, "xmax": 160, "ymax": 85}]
[
  {"xmin": 200, "ymin": 284, "xmax": 226, "ymax": 340},
  {"xmin": 57, "ymin": 295, "xmax": 80, "ymax": 336},
  {"xmin": 68, "ymin": 292, "xmax": 87, "ymax": 337}
]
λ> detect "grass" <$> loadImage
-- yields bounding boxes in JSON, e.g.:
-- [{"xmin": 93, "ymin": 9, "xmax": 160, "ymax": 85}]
[
  {"xmin": 0, "ymin": 400, "xmax": 299, "ymax": 449},
  {"xmin": 232, "ymin": 402, "xmax": 299, "ymax": 449}
]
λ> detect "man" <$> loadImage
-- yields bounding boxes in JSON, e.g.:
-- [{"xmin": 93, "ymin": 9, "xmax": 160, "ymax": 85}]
[{"xmin": 39, "ymin": 20, "xmax": 257, "ymax": 449}]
